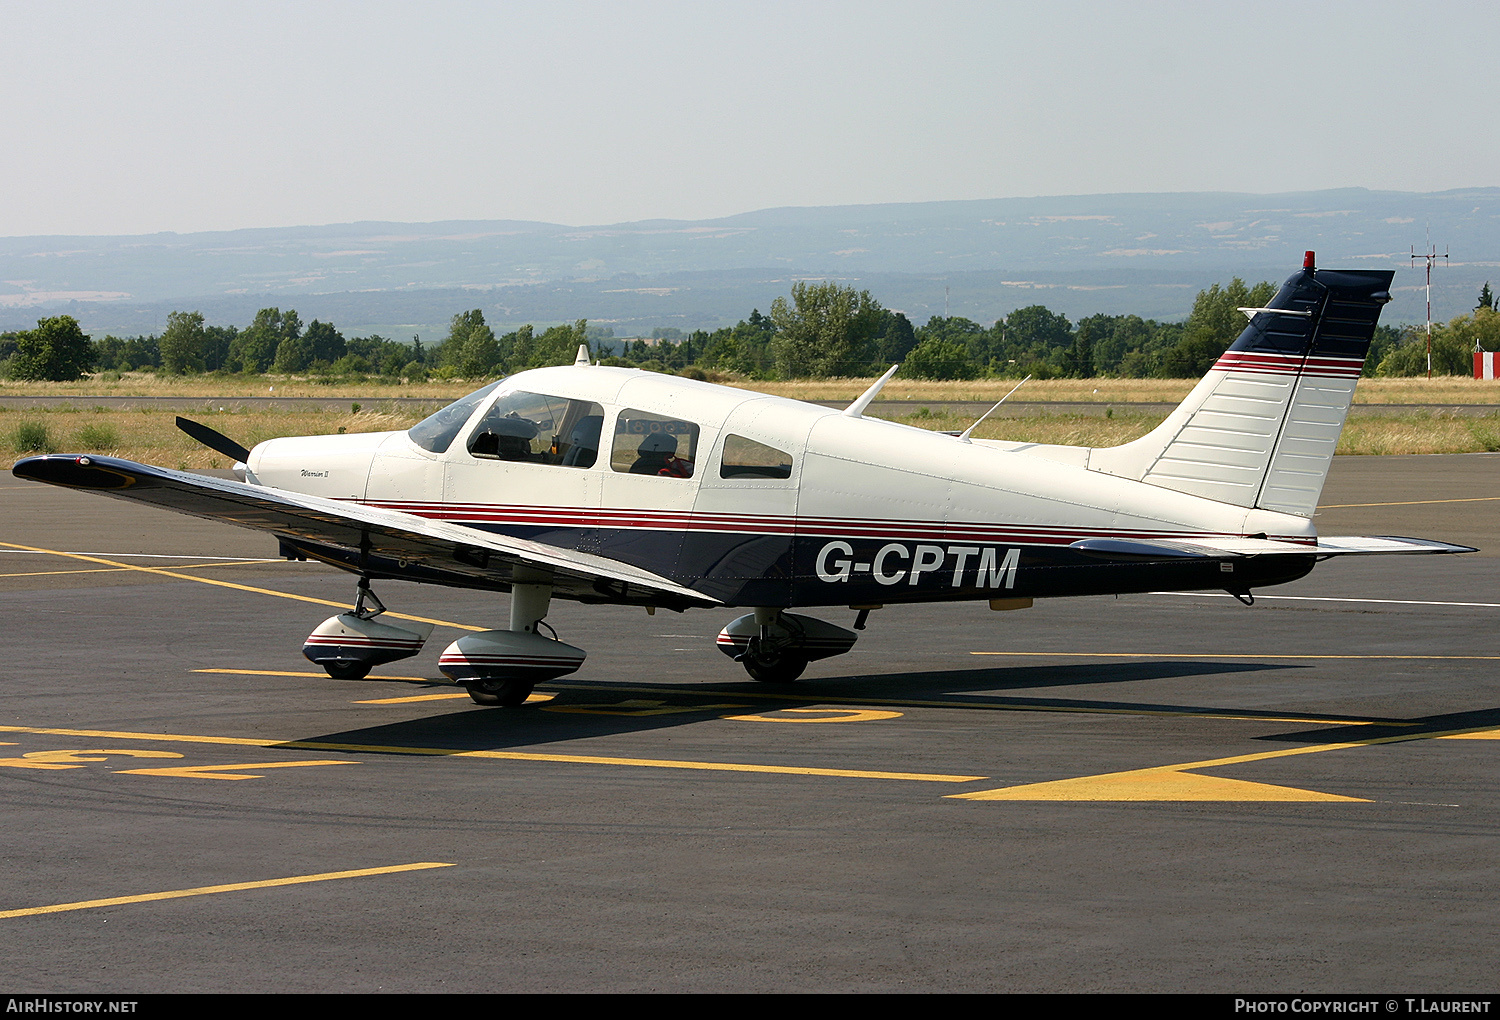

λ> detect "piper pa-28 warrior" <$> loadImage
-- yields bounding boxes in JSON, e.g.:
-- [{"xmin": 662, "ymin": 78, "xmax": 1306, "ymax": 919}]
[{"xmin": 13, "ymin": 253, "xmax": 1474, "ymax": 706}]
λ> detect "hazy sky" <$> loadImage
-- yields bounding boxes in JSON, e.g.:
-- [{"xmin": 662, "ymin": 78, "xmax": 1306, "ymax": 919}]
[{"xmin": 3, "ymin": 0, "xmax": 1495, "ymax": 237}]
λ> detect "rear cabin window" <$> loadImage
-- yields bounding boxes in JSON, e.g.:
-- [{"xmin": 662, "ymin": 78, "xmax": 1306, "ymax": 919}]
[
  {"xmin": 610, "ymin": 409, "xmax": 699, "ymax": 478},
  {"xmin": 720, "ymin": 435, "xmax": 793, "ymax": 479},
  {"xmin": 466, "ymin": 391, "xmax": 605, "ymax": 467}
]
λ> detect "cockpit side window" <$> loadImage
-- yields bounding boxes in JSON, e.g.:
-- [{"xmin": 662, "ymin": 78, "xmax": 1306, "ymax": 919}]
[
  {"xmin": 466, "ymin": 390, "xmax": 605, "ymax": 467},
  {"xmin": 720, "ymin": 435, "xmax": 793, "ymax": 479},
  {"xmin": 407, "ymin": 381, "xmax": 502, "ymax": 454},
  {"xmin": 610, "ymin": 409, "xmax": 699, "ymax": 478}
]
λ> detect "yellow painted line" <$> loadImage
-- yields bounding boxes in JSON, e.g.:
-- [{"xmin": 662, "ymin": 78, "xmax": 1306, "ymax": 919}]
[
  {"xmin": 0, "ymin": 724, "xmax": 984, "ymax": 783},
  {"xmin": 953, "ymin": 768, "xmax": 1369, "ymax": 802},
  {"xmin": 0, "ymin": 862, "xmax": 454, "ymax": 920},
  {"xmin": 0, "ymin": 559, "xmax": 273, "ymax": 579},
  {"xmin": 0, "ymin": 541, "xmax": 483, "ymax": 632},
  {"xmin": 359, "ymin": 692, "xmax": 556, "ymax": 705},
  {"xmin": 1439, "ymin": 728, "xmax": 1500, "ymax": 740},
  {"xmin": 949, "ymin": 724, "xmax": 1500, "ymax": 802},
  {"xmin": 196, "ymin": 668, "xmax": 431, "ymax": 682},
  {"xmin": 358, "ymin": 692, "xmax": 474, "ymax": 704},
  {"xmin": 117, "ymin": 760, "xmax": 357, "ymax": 780},
  {"xmin": 1318, "ymin": 496, "xmax": 1500, "ymax": 508},
  {"xmin": 722, "ymin": 708, "xmax": 904, "ymax": 723},
  {"xmin": 971, "ymin": 651, "xmax": 1500, "ymax": 661}
]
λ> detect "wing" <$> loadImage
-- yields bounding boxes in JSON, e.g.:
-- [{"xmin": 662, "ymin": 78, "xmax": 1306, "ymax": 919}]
[{"xmin": 12, "ymin": 454, "xmax": 718, "ymax": 611}]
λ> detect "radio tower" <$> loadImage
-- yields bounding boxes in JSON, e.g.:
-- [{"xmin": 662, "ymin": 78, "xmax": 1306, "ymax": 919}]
[{"xmin": 1411, "ymin": 230, "xmax": 1449, "ymax": 380}]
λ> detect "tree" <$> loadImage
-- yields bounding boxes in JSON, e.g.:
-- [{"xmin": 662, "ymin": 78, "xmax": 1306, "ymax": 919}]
[
  {"xmin": 902, "ymin": 336, "xmax": 978, "ymax": 380},
  {"xmin": 11, "ymin": 315, "xmax": 93, "ymax": 381},
  {"xmin": 442, "ymin": 309, "xmax": 500, "ymax": 377},
  {"xmin": 159, "ymin": 311, "xmax": 206, "ymax": 374},
  {"xmin": 875, "ymin": 311, "xmax": 917, "ymax": 366},
  {"xmin": 229, "ymin": 308, "xmax": 295, "ymax": 373},
  {"xmin": 917, "ymin": 316, "xmax": 986, "ymax": 370},
  {"xmin": 1375, "ymin": 318, "xmax": 1484, "ymax": 376},
  {"xmin": 528, "ymin": 320, "xmax": 590, "ymax": 369},
  {"xmin": 769, "ymin": 281, "xmax": 884, "ymax": 378},
  {"xmin": 202, "ymin": 325, "xmax": 237, "ymax": 372},
  {"xmin": 1061, "ymin": 321, "xmax": 1095, "ymax": 378},
  {"xmin": 1478, "ymin": 282, "xmax": 1494, "ymax": 313},
  {"xmin": 1158, "ymin": 278, "xmax": 1274, "ymax": 377},
  {"xmin": 996, "ymin": 305, "xmax": 1074, "ymax": 376},
  {"xmin": 304, "ymin": 319, "xmax": 345, "ymax": 365},
  {"xmin": 272, "ymin": 330, "xmax": 314, "ymax": 373}
]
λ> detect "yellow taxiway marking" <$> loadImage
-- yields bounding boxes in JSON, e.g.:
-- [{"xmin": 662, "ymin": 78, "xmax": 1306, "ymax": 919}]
[
  {"xmin": 949, "ymin": 724, "xmax": 1500, "ymax": 802},
  {"xmin": 359, "ymin": 691, "xmax": 556, "ymax": 705},
  {"xmin": 0, "ymin": 541, "xmax": 483, "ymax": 632},
  {"xmin": 722, "ymin": 707, "xmax": 904, "ymax": 723},
  {"xmin": 1439, "ymin": 728, "xmax": 1500, "ymax": 740},
  {"xmin": 118, "ymin": 760, "xmax": 357, "ymax": 780},
  {"xmin": 0, "ymin": 862, "xmax": 455, "ymax": 920},
  {"xmin": 1318, "ymin": 496, "xmax": 1500, "ymax": 508},
  {"xmin": 0, "ymin": 724, "xmax": 985, "ymax": 784},
  {"xmin": 0, "ymin": 748, "xmax": 182, "ymax": 770},
  {"xmin": 196, "ymin": 668, "xmax": 431, "ymax": 682},
  {"xmin": 0, "ymin": 559, "xmax": 274, "ymax": 579},
  {"xmin": 971, "ymin": 651, "xmax": 1500, "ymax": 661}
]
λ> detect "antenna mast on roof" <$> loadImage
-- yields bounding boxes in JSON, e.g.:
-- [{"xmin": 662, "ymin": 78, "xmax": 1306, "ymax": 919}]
[{"xmin": 1411, "ymin": 228, "xmax": 1449, "ymax": 380}]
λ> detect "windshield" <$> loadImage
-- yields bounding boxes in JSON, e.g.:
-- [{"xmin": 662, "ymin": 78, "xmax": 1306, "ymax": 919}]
[{"xmin": 406, "ymin": 380, "xmax": 503, "ymax": 453}]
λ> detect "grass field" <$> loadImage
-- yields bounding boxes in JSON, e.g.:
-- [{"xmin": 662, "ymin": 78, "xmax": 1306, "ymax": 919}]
[
  {"xmin": 5, "ymin": 400, "xmax": 1498, "ymax": 470},
  {"xmin": 3, "ymin": 372, "xmax": 1499, "ymax": 405}
]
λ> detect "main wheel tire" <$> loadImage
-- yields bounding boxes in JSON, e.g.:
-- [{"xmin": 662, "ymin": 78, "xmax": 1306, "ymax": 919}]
[
  {"xmin": 464, "ymin": 678, "xmax": 536, "ymax": 707},
  {"xmin": 324, "ymin": 662, "xmax": 371, "ymax": 681},
  {"xmin": 743, "ymin": 654, "xmax": 808, "ymax": 684}
]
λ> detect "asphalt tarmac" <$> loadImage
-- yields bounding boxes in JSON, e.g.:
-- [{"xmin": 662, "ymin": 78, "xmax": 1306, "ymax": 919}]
[{"xmin": 0, "ymin": 453, "xmax": 1496, "ymax": 993}]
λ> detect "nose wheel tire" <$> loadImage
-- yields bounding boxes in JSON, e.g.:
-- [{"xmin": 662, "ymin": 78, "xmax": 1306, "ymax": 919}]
[
  {"xmin": 323, "ymin": 662, "xmax": 371, "ymax": 681},
  {"xmin": 742, "ymin": 653, "xmax": 808, "ymax": 684},
  {"xmin": 465, "ymin": 678, "xmax": 536, "ymax": 707}
]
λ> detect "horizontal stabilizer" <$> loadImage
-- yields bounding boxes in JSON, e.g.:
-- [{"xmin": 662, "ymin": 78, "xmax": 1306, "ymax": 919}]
[{"xmin": 1073, "ymin": 534, "xmax": 1474, "ymax": 561}]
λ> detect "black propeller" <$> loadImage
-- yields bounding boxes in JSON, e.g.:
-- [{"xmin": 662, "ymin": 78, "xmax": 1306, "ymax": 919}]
[{"xmin": 175, "ymin": 416, "xmax": 251, "ymax": 463}]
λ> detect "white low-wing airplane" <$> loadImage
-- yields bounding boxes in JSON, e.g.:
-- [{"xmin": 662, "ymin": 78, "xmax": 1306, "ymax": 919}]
[{"xmin": 13, "ymin": 253, "xmax": 1472, "ymax": 706}]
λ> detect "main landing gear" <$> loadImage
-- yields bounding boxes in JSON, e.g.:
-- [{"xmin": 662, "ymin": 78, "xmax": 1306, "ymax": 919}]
[
  {"xmin": 715, "ymin": 608, "xmax": 859, "ymax": 684},
  {"xmin": 302, "ymin": 579, "xmax": 434, "ymax": 681},
  {"xmin": 303, "ymin": 576, "xmax": 584, "ymax": 707},
  {"xmin": 435, "ymin": 577, "xmax": 585, "ymax": 707}
]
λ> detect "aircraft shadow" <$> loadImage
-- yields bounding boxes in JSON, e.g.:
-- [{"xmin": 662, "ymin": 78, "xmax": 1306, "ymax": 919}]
[
  {"xmin": 282, "ymin": 658, "xmax": 1373, "ymax": 755},
  {"xmin": 1258, "ymin": 705, "xmax": 1500, "ymax": 745}
]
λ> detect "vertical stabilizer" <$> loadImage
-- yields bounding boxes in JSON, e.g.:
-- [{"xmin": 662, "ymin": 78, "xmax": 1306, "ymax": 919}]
[{"xmin": 1087, "ymin": 255, "xmax": 1393, "ymax": 517}]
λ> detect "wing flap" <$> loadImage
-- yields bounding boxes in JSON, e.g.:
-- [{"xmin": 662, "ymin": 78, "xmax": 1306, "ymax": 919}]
[{"xmin": 12, "ymin": 454, "xmax": 718, "ymax": 609}]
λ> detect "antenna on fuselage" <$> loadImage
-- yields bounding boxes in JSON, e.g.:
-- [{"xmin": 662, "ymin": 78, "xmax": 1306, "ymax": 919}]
[
  {"xmin": 574, "ymin": 344, "xmax": 591, "ymax": 367},
  {"xmin": 841, "ymin": 364, "xmax": 901, "ymax": 418},
  {"xmin": 957, "ymin": 375, "xmax": 1030, "ymax": 442}
]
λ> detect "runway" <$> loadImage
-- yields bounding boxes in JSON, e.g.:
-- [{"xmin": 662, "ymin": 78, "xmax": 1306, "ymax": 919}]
[{"xmin": 1, "ymin": 454, "xmax": 1497, "ymax": 992}]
